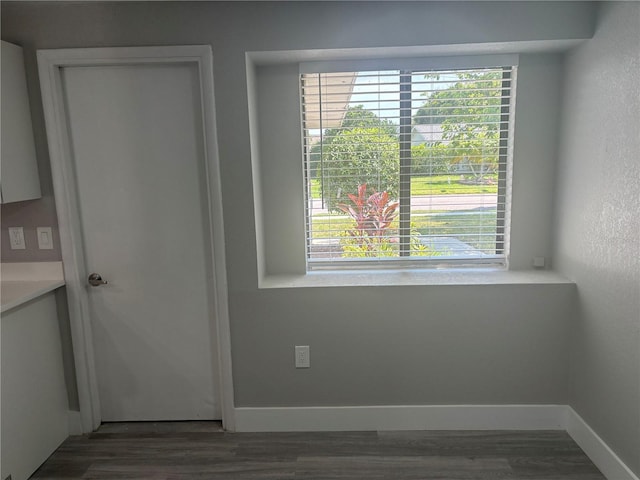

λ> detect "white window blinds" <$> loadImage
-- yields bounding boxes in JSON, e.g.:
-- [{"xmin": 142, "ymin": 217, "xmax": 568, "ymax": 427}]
[{"xmin": 301, "ymin": 65, "xmax": 516, "ymax": 269}]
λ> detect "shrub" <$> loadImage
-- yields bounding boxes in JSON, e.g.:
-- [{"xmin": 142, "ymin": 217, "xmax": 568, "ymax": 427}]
[{"xmin": 337, "ymin": 184, "xmax": 398, "ymax": 257}]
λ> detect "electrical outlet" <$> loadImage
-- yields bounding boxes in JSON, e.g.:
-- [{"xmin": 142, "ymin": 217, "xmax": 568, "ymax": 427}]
[
  {"xmin": 8, "ymin": 227, "xmax": 25, "ymax": 249},
  {"xmin": 533, "ymin": 256, "xmax": 546, "ymax": 268},
  {"xmin": 295, "ymin": 345, "xmax": 310, "ymax": 368}
]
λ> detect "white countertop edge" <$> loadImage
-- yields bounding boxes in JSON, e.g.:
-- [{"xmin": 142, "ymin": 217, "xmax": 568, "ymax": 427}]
[
  {"xmin": 1, "ymin": 280, "xmax": 66, "ymax": 313},
  {"xmin": 1, "ymin": 261, "xmax": 64, "ymax": 281},
  {"xmin": 1, "ymin": 262, "xmax": 66, "ymax": 313}
]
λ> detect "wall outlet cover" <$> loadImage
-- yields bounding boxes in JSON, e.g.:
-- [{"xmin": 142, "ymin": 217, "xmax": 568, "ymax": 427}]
[
  {"xmin": 295, "ymin": 345, "xmax": 310, "ymax": 368},
  {"xmin": 8, "ymin": 227, "xmax": 25, "ymax": 249}
]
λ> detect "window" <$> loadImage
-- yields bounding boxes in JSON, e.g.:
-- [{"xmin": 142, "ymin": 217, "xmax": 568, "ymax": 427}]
[{"xmin": 301, "ymin": 64, "xmax": 516, "ymax": 270}]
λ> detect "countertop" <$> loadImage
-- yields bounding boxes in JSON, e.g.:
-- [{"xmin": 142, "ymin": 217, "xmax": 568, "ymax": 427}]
[{"xmin": 1, "ymin": 262, "xmax": 65, "ymax": 313}]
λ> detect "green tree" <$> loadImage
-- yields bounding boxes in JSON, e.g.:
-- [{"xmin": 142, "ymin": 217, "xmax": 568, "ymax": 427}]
[
  {"xmin": 413, "ymin": 71, "xmax": 503, "ymax": 183},
  {"xmin": 410, "ymin": 143, "xmax": 451, "ymax": 176},
  {"xmin": 308, "ymin": 106, "xmax": 397, "ymax": 178},
  {"xmin": 322, "ymin": 127, "xmax": 399, "ymax": 211},
  {"xmin": 310, "ymin": 106, "xmax": 399, "ymax": 210},
  {"xmin": 329, "ymin": 105, "xmax": 397, "ymax": 134}
]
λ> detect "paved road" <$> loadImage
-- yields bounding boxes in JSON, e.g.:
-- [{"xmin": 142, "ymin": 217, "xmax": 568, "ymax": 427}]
[{"xmin": 310, "ymin": 193, "xmax": 497, "ymax": 214}]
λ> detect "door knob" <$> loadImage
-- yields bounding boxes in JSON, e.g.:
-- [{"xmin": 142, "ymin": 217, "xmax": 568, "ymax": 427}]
[{"xmin": 88, "ymin": 273, "xmax": 108, "ymax": 287}]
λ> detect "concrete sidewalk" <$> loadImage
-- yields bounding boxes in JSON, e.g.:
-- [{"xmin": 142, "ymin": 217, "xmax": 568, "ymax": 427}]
[{"xmin": 310, "ymin": 193, "xmax": 497, "ymax": 214}]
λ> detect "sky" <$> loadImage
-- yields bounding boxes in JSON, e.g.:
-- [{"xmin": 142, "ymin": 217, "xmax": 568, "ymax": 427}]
[{"xmin": 347, "ymin": 70, "xmax": 457, "ymax": 124}]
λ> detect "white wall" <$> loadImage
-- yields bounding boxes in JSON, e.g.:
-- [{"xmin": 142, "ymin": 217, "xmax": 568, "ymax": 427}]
[{"xmin": 554, "ymin": 2, "xmax": 640, "ymax": 476}]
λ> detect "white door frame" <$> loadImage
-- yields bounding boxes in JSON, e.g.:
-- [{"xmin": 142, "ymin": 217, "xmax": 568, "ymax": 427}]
[{"xmin": 37, "ymin": 45, "xmax": 235, "ymax": 433}]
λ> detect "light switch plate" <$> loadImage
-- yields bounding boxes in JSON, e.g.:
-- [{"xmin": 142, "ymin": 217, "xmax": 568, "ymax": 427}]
[
  {"xmin": 8, "ymin": 227, "xmax": 25, "ymax": 249},
  {"xmin": 37, "ymin": 227, "xmax": 54, "ymax": 250}
]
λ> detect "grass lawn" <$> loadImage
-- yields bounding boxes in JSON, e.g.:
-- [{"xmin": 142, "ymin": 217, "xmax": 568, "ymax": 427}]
[
  {"xmin": 412, "ymin": 210, "xmax": 498, "ymax": 252},
  {"xmin": 309, "ymin": 175, "xmax": 497, "ymax": 199},
  {"xmin": 411, "ymin": 175, "xmax": 498, "ymax": 196},
  {"xmin": 310, "ymin": 209, "xmax": 498, "ymax": 252}
]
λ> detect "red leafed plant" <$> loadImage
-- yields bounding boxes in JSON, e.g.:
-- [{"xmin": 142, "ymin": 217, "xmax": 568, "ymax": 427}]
[{"xmin": 337, "ymin": 184, "xmax": 399, "ymax": 256}]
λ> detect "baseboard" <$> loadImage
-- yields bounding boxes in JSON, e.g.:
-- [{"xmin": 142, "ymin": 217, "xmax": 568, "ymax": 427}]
[
  {"xmin": 68, "ymin": 410, "xmax": 83, "ymax": 436},
  {"xmin": 234, "ymin": 404, "xmax": 566, "ymax": 432},
  {"xmin": 565, "ymin": 407, "xmax": 639, "ymax": 480}
]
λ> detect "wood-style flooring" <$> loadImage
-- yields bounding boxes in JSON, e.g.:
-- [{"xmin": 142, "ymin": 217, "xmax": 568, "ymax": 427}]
[{"xmin": 31, "ymin": 422, "xmax": 606, "ymax": 479}]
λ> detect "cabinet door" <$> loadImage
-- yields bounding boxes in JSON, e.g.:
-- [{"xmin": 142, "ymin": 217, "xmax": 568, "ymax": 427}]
[
  {"xmin": 1, "ymin": 293, "xmax": 69, "ymax": 480},
  {"xmin": 1, "ymin": 41, "xmax": 41, "ymax": 203}
]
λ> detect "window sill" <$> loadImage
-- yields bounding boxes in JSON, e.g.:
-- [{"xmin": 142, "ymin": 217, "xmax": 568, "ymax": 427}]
[{"xmin": 258, "ymin": 268, "xmax": 574, "ymax": 289}]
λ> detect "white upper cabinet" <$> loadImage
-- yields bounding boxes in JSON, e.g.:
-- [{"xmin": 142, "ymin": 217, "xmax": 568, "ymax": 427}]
[{"xmin": 1, "ymin": 40, "xmax": 41, "ymax": 203}]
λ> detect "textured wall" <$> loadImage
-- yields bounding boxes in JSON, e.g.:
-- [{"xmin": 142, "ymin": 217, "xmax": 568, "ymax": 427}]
[{"xmin": 554, "ymin": 2, "xmax": 640, "ymax": 475}]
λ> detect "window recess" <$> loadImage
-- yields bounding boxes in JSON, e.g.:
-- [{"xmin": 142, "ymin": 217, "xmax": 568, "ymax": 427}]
[{"xmin": 301, "ymin": 63, "xmax": 516, "ymax": 270}]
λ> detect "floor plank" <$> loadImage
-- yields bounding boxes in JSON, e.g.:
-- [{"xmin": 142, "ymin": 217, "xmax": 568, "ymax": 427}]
[{"xmin": 30, "ymin": 422, "xmax": 606, "ymax": 479}]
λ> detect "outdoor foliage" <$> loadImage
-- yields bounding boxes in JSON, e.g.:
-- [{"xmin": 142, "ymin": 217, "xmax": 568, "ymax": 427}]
[
  {"xmin": 310, "ymin": 106, "xmax": 399, "ymax": 211},
  {"xmin": 410, "ymin": 143, "xmax": 451, "ymax": 176},
  {"xmin": 337, "ymin": 184, "xmax": 436, "ymax": 258},
  {"xmin": 337, "ymin": 184, "xmax": 399, "ymax": 257},
  {"xmin": 414, "ymin": 71, "xmax": 504, "ymax": 183}
]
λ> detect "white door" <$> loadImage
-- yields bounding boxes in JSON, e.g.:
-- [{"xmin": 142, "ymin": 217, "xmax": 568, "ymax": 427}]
[{"xmin": 58, "ymin": 61, "xmax": 220, "ymax": 421}]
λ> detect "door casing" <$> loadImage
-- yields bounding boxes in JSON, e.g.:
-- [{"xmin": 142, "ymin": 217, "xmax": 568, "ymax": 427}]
[{"xmin": 37, "ymin": 45, "xmax": 235, "ymax": 432}]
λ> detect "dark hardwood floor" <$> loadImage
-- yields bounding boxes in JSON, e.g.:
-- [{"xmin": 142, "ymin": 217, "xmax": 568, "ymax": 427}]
[{"xmin": 31, "ymin": 422, "xmax": 606, "ymax": 479}]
